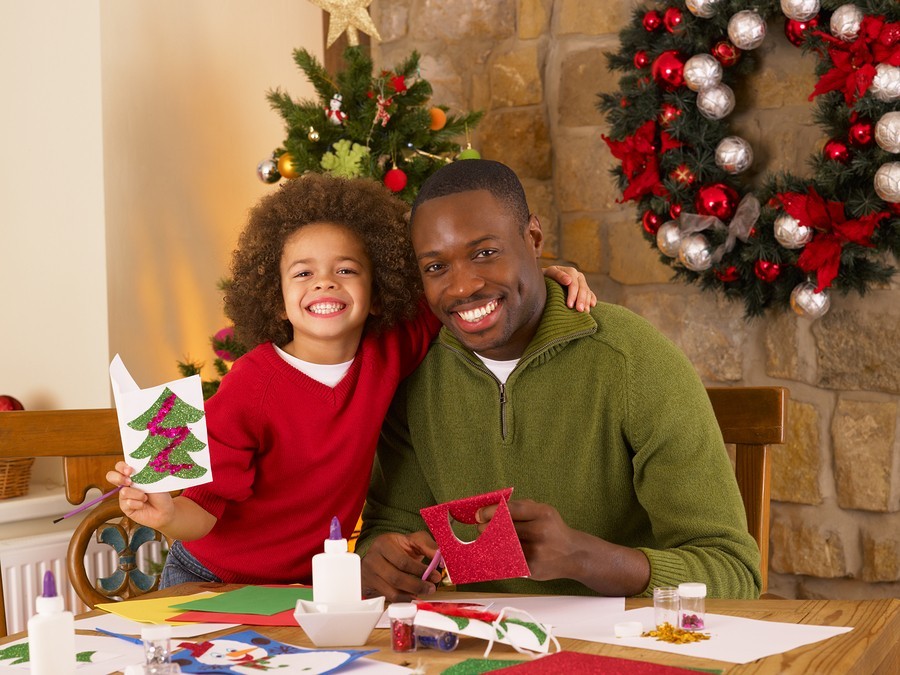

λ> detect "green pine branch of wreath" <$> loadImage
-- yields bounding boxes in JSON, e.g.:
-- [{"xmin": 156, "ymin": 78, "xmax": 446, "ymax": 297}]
[
  {"xmin": 258, "ymin": 45, "xmax": 484, "ymax": 203},
  {"xmin": 598, "ymin": 0, "xmax": 900, "ymax": 319}
]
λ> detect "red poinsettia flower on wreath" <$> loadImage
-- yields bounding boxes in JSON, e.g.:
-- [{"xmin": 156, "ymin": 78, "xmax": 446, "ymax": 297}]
[
  {"xmin": 602, "ymin": 120, "xmax": 681, "ymax": 202},
  {"xmin": 810, "ymin": 15, "xmax": 900, "ymax": 104},
  {"xmin": 780, "ymin": 187, "xmax": 890, "ymax": 292}
]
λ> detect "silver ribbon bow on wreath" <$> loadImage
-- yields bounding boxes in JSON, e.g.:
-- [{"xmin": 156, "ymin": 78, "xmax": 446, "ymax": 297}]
[{"xmin": 676, "ymin": 193, "xmax": 761, "ymax": 271}]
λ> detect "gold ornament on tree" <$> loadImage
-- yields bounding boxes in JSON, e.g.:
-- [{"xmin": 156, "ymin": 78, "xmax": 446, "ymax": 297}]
[{"xmin": 308, "ymin": 0, "xmax": 382, "ymax": 48}]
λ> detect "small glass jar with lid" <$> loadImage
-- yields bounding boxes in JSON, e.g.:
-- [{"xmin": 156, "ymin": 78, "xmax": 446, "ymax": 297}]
[{"xmin": 677, "ymin": 582, "xmax": 707, "ymax": 631}]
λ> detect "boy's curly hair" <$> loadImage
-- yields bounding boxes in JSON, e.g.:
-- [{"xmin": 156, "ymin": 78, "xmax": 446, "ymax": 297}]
[{"xmin": 225, "ymin": 173, "xmax": 422, "ymax": 349}]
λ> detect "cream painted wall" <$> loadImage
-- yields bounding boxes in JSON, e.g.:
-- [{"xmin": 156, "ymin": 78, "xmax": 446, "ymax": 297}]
[
  {"xmin": 101, "ymin": 1, "xmax": 323, "ymax": 388},
  {"xmin": 0, "ymin": 1, "xmax": 323, "ymax": 410},
  {"xmin": 0, "ymin": 0, "xmax": 110, "ymax": 411}
]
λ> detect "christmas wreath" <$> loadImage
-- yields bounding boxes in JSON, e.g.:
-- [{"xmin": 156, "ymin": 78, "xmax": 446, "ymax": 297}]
[{"xmin": 600, "ymin": 0, "xmax": 900, "ymax": 318}]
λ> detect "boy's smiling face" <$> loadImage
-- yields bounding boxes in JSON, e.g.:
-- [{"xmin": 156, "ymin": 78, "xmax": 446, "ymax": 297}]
[{"xmin": 279, "ymin": 221, "xmax": 375, "ymax": 364}]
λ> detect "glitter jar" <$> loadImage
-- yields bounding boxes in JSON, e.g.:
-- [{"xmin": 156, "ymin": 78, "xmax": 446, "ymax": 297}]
[
  {"xmin": 388, "ymin": 603, "xmax": 417, "ymax": 652},
  {"xmin": 653, "ymin": 586, "xmax": 680, "ymax": 629},
  {"xmin": 678, "ymin": 582, "xmax": 707, "ymax": 631},
  {"xmin": 415, "ymin": 626, "xmax": 459, "ymax": 651}
]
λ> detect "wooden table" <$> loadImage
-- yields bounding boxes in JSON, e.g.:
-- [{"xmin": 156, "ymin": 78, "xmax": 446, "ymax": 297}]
[{"xmin": 7, "ymin": 583, "xmax": 900, "ymax": 674}]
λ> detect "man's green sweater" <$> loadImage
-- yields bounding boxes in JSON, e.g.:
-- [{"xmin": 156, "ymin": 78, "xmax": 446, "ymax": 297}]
[{"xmin": 360, "ymin": 280, "xmax": 761, "ymax": 599}]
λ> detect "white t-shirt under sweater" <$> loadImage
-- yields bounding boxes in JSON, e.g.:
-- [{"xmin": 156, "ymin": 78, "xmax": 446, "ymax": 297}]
[
  {"xmin": 475, "ymin": 354, "xmax": 519, "ymax": 384},
  {"xmin": 275, "ymin": 344, "xmax": 353, "ymax": 387}
]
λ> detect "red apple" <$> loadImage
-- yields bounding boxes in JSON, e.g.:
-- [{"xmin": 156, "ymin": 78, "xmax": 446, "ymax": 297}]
[{"xmin": 0, "ymin": 395, "xmax": 24, "ymax": 411}]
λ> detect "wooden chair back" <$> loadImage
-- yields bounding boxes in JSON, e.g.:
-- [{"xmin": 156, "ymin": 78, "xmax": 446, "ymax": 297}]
[
  {"xmin": 706, "ymin": 386, "xmax": 788, "ymax": 595},
  {"xmin": 0, "ymin": 408, "xmax": 161, "ymax": 636}
]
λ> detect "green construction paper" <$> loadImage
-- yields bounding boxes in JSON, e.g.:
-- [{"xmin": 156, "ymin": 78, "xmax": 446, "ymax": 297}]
[
  {"xmin": 169, "ymin": 585, "xmax": 313, "ymax": 616},
  {"xmin": 441, "ymin": 659, "xmax": 525, "ymax": 674}
]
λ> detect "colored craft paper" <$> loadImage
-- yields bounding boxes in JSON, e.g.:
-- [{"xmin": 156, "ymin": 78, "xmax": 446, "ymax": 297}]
[
  {"xmin": 441, "ymin": 659, "xmax": 526, "ymax": 674},
  {"xmin": 170, "ymin": 629, "xmax": 374, "ymax": 674},
  {"xmin": 96, "ymin": 591, "xmax": 221, "ymax": 624},
  {"xmin": 0, "ymin": 634, "xmax": 143, "ymax": 675},
  {"xmin": 110, "ymin": 354, "xmax": 212, "ymax": 492},
  {"xmin": 168, "ymin": 608, "xmax": 298, "ymax": 626},
  {"xmin": 420, "ymin": 488, "xmax": 530, "ymax": 585},
  {"xmin": 491, "ymin": 651, "xmax": 710, "ymax": 674},
  {"xmin": 75, "ymin": 612, "xmax": 236, "ymax": 638},
  {"xmin": 169, "ymin": 585, "xmax": 313, "ymax": 616}
]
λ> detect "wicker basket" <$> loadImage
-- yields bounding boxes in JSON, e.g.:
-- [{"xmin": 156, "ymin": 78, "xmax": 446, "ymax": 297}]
[{"xmin": 0, "ymin": 458, "xmax": 35, "ymax": 499}]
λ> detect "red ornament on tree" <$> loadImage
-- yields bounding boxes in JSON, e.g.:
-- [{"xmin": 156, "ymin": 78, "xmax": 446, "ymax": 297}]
[
  {"xmin": 0, "ymin": 395, "xmax": 24, "ymax": 411},
  {"xmin": 633, "ymin": 50, "xmax": 650, "ymax": 69},
  {"xmin": 711, "ymin": 41, "xmax": 741, "ymax": 67},
  {"xmin": 671, "ymin": 164, "xmax": 695, "ymax": 185},
  {"xmin": 784, "ymin": 17, "xmax": 819, "ymax": 46},
  {"xmin": 670, "ymin": 203, "xmax": 683, "ymax": 219},
  {"xmin": 715, "ymin": 266, "xmax": 739, "ymax": 282},
  {"xmin": 384, "ymin": 167, "xmax": 408, "ymax": 193},
  {"xmin": 642, "ymin": 10, "xmax": 663, "ymax": 31},
  {"xmin": 695, "ymin": 183, "xmax": 740, "ymax": 221},
  {"xmin": 848, "ymin": 120, "xmax": 874, "ymax": 147},
  {"xmin": 754, "ymin": 260, "xmax": 781, "ymax": 283},
  {"xmin": 651, "ymin": 51, "xmax": 686, "ymax": 90},
  {"xmin": 642, "ymin": 210, "xmax": 664, "ymax": 235},
  {"xmin": 658, "ymin": 103, "xmax": 682, "ymax": 127},
  {"xmin": 663, "ymin": 6, "xmax": 684, "ymax": 33},
  {"xmin": 823, "ymin": 139, "xmax": 851, "ymax": 163}
]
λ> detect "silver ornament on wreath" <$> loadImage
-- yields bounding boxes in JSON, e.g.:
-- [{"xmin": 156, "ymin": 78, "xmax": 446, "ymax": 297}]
[
  {"xmin": 686, "ymin": 0, "xmax": 720, "ymax": 19},
  {"xmin": 678, "ymin": 233, "xmax": 714, "ymax": 271},
  {"xmin": 715, "ymin": 136, "xmax": 754, "ymax": 174},
  {"xmin": 874, "ymin": 162, "xmax": 900, "ymax": 203},
  {"xmin": 697, "ymin": 83, "xmax": 736, "ymax": 119},
  {"xmin": 656, "ymin": 221, "xmax": 683, "ymax": 257},
  {"xmin": 875, "ymin": 112, "xmax": 900, "ymax": 154},
  {"xmin": 790, "ymin": 282, "xmax": 830, "ymax": 319},
  {"xmin": 773, "ymin": 213, "xmax": 813, "ymax": 248},
  {"xmin": 256, "ymin": 158, "xmax": 281, "ymax": 184},
  {"xmin": 830, "ymin": 4, "xmax": 864, "ymax": 42},
  {"xmin": 780, "ymin": 0, "xmax": 820, "ymax": 22},
  {"xmin": 870, "ymin": 64, "xmax": 900, "ymax": 103},
  {"xmin": 684, "ymin": 54, "xmax": 723, "ymax": 91},
  {"xmin": 727, "ymin": 11, "xmax": 767, "ymax": 50}
]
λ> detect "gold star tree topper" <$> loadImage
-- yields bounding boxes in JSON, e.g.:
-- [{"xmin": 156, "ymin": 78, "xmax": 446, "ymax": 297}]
[{"xmin": 308, "ymin": 0, "xmax": 382, "ymax": 47}]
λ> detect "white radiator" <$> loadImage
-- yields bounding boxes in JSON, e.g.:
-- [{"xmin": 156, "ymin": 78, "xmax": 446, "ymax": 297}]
[{"xmin": 0, "ymin": 530, "xmax": 162, "ymax": 634}]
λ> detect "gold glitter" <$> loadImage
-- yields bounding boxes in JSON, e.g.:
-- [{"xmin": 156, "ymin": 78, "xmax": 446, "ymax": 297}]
[
  {"xmin": 307, "ymin": 0, "xmax": 382, "ymax": 47},
  {"xmin": 642, "ymin": 622, "xmax": 711, "ymax": 644}
]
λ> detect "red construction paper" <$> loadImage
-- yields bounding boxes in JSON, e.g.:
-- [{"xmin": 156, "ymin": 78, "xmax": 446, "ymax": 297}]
[
  {"xmin": 492, "ymin": 651, "xmax": 710, "ymax": 674},
  {"xmin": 168, "ymin": 608, "xmax": 298, "ymax": 626},
  {"xmin": 420, "ymin": 488, "xmax": 530, "ymax": 585}
]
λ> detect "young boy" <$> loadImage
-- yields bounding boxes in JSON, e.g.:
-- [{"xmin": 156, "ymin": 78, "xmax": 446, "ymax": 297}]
[{"xmin": 107, "ymin": 173, "xmax": 594, "ymax": 587}]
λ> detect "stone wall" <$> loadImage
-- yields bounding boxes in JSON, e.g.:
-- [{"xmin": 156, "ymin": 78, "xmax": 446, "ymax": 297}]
[{"xmin": 370, "ymin": 0, "xmax": 900, "ymax": 599}]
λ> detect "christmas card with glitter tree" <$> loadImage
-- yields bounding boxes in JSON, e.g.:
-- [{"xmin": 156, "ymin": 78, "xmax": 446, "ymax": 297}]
[{"xmin": 110, "ymin": 354, "xmax": 212, "ymax": 492}]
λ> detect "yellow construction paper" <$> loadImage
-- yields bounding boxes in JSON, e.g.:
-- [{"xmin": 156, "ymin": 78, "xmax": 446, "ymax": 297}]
[{"xmin": 96, "ymin": 591, "xmax": 221, "ymax": 624}]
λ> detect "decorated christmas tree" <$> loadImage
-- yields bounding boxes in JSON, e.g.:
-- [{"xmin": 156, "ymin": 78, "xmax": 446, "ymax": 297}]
[
  {"xmin": 128, "ymin": 388, "xmax": 207, "ymax": 484},
  {"xmin": 257, "ymin": 45, "xmax": 484, "ymax": 202}
]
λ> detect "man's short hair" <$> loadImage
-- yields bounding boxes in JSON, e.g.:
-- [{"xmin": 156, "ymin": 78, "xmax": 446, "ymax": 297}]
[{"xmin": 411, "ymin": 159, "xmax": 530, "ymax": 230}]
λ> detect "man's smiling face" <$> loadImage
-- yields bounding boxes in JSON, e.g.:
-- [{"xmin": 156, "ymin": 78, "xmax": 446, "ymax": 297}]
[{"xmin": 411, "ymin": 189, "xmax": 546, "ymax": 360}]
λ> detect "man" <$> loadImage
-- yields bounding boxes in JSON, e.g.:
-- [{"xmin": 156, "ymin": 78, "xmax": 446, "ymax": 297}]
[{"xmin": 357, "ymin": 160, "xmax": 761, "ymax": 600}]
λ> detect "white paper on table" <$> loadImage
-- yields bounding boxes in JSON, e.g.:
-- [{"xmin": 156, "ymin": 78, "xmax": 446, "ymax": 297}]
[
  {"xmin": 0, "ymin": 634, "xmax": 144, "ymax": 675},
  {"xmin": 110, "ymin": 354, "xmax": 212, "ymax": 492},
  {"xmin": 376, "ymin": 594, "xmax": 625, "ymax": 641},
  {"xmin": 593, "ymin": 606, "xmax": 853, "ymax": 664},
  {"xmin": 76, "ymin": 612, "xmax": 237, "ymax": 638}
]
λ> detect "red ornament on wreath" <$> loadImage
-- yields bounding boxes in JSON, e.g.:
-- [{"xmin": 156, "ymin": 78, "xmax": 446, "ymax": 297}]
[
  {"xmin": 823, "ymin": 139, "xmax": 851, "ymax": 163},
  {"xmin": 634, "ymin": 50, "xmax": 650, "ymax": 69},
  {"xmin": 669, "ymin": 203, "xmax": 683, "ymax": 219},
  {"xmin": 784, "ymin": 17, "xmax": 819, "ymax": 46},
  {"xmin": 651, "ymin": 51, "xmax": 686, "ymax": 90},
  {"xmin": 384, "ymin": 167, "xmax": 408, "ymax": 193},
  {"xmin": 715, "ymin": 266, "xmax": 739, "ymax": 283},
  {"xmin": 671, "ymin": 164, "xmax": 695, "ymax": 185},
  {"xmin": 711, "ymin": 41, "xmax": 741, "ymax": 67},
  {"xmin": 695, "ymin": 183, "xmax": 740, "ymax": 221},
  {"xmin": 658, "ymin": 103, "xmax": 682, "ymax": 127},
  {"xmin": 642, "ymin": 210, "xmax": 664, "ymax": 235},
  {"xmin": 848, "ymin": 120, "xmax": 874, "ymax": 147},
  {"xmin": 663, "ymin": 7, "xmax": 684, "ymax": 33},
  {"xmin": 642, "ymin": 10, "xmax": 662, "ymax": 31},
  {"xmin": 754, "ymin": 260, "xmax": 781, "ymax": 283}
]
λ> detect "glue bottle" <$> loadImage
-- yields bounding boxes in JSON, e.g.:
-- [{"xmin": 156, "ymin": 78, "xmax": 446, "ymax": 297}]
[
  {"xmin": 312, "ymin": 516, "xmax": 362, "ymax": 604},
  {"xmin": 27, "ymin": 570, "xmax": 75, "ymax": 675}
]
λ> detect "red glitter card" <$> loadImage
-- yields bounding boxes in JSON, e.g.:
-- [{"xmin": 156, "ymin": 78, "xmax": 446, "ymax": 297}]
[{"xmin": 420, "ymin": 488, "xmax": 530, "ymax": 585}]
